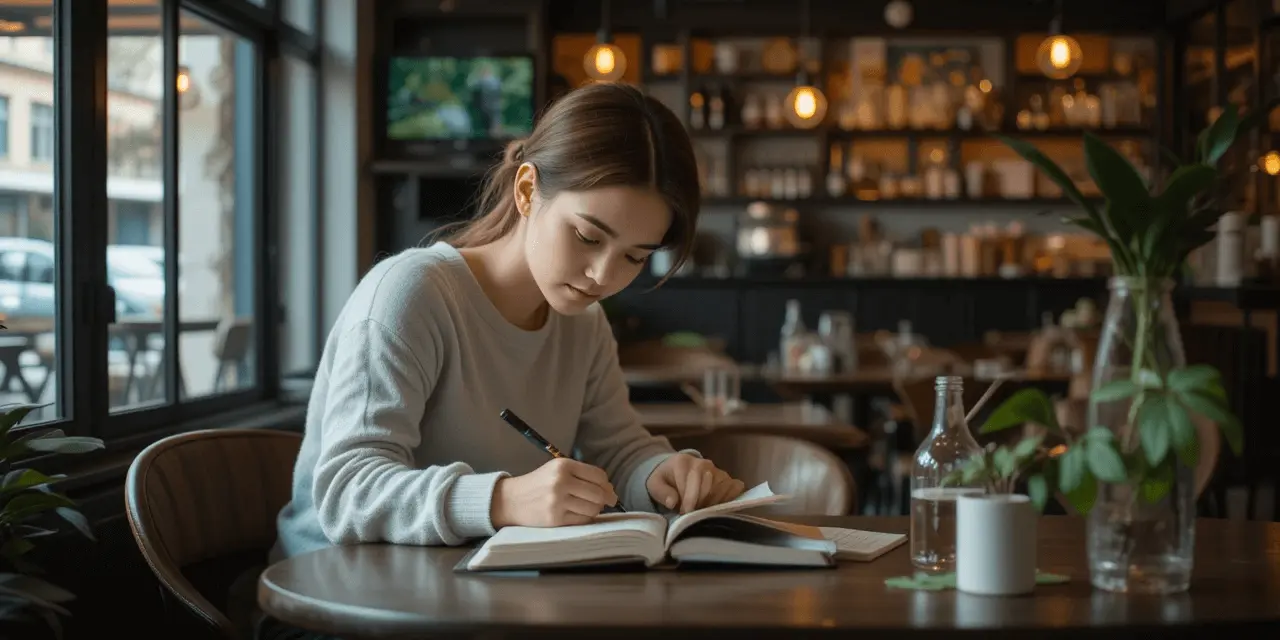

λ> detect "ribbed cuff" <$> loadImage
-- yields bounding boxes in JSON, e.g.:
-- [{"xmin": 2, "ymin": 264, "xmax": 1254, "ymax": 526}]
[
  {"xmin": 625, "ymin": 448, "xmax": 702, "ymax": 513},
  {"xmin": 445, "ymin": 471, "xmax": 508, "ymax": 539}
]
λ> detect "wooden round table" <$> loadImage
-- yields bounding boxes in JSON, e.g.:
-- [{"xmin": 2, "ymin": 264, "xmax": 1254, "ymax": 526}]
[{"xmin": 258, "ymin": 515, "xmax": 1280, "ymax": 639}]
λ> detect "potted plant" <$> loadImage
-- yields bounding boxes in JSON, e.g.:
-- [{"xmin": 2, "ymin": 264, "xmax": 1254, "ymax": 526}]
[
  {"xmin": 0, "ymin": 403, "xmax": 105, "ymax": 639},
  {"xmin": 968, "ymin": 107, "xmax": 1256, "ymax": 594}
]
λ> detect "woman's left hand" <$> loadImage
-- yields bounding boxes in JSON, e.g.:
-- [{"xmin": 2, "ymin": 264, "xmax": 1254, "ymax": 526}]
[{"xmin": 647, "ymin": 453, "xmax": 746, "ymax": 514}]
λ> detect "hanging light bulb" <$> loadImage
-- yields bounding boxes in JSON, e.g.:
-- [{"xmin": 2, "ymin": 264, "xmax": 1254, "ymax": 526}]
[
  {"xmin": 1036, "ymin": 0, "xmax": 1082, "ymax": 79},
  {"xmin": 584, "ymin": 0, "xmax": 626, "ymax": 82},
  {"xmin": 785, "ymin": 81, "xmax": 828, "ymax": 129},
  {"xmin": 783, "ymin": 0, "xmax": 826, "ymax": 129},
  {"xmin": 584, "ymin": 41, "xmax": 625, "ymax": 82}
]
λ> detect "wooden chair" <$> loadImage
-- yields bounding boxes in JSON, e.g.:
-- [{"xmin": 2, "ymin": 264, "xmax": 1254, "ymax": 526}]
[
  {"xmin": 125, "ymin": 428, "xmax": 302, "ymax": 640},
  {"xmin": 670, "ymin": 433, "xmax": 856, "ymax": 516}
]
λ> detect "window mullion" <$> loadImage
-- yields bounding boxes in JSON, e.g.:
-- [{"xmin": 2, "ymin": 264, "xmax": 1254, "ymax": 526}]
[{"xmin": 61, "ymin": 0, "xmax": 110, "ymax": 436}]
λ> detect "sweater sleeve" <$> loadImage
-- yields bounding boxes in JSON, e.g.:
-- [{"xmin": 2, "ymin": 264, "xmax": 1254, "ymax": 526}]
[
  {"xmin": 574, "ymin": 308, "xmax": 692, "ymax": 513},
  {"xmin": 310, "ymin": 317, "xmax": 506, "ymax": 547}
]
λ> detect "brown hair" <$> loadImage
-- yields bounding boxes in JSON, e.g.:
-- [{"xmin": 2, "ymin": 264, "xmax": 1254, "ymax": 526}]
[{"xmin": 435, "ymin": 82, "xmax": 701, "ymax": 280}]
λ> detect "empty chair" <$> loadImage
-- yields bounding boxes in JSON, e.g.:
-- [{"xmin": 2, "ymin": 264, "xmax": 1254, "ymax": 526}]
[{"xmin": 125, "ymin": 428, "xmax": 301, "ymax": 639}]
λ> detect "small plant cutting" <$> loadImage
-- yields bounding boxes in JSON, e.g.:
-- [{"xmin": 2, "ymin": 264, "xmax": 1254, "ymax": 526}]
[
  {"xmin": 943, "ymin": 103, "xmax": 1260, "ymax": 593},
  {"xmin": 0, "ymin": 403, "xmax": 105, "ymax": 638}
]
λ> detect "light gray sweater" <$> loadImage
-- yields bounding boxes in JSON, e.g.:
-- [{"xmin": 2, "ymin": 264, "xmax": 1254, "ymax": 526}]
[{"xmin": 272, "ymin": 243, "xmax": 680, "ymax": 560}]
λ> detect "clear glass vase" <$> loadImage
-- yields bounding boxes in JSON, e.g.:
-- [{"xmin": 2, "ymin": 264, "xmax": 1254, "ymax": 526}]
[{"xmin": 1086, "ymin": 277, "xmax": 1195, "ymax": 594}]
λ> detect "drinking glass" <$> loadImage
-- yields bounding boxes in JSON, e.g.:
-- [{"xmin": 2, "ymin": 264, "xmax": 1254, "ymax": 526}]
[{"xmin": 702, "ymin": 366, "xmax": 741, "ymax": 416}]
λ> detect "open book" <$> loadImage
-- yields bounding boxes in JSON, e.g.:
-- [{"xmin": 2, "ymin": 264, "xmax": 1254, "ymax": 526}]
[{"xmin": 456, "ymin": 483, "xmax": 838, "ymax": 572}]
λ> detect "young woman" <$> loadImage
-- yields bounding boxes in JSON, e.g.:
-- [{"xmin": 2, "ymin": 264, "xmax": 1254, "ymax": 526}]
[{"xmin": 271, "ymin": 82, "xmax": 747, "ymax": 569}]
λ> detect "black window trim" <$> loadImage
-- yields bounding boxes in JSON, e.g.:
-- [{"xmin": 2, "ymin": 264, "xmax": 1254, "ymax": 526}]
[{"xmin": 13, "ymin": 0, "xmax": 325, "ymax": 464}]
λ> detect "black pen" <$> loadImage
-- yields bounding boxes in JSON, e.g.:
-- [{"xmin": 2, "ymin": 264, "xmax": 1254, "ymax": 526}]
[{"xmin": 498, "ymin": 408, "xmax": 626, "ymax": 513}]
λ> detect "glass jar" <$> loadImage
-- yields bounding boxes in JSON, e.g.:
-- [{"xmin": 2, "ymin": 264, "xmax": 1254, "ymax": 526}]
[{"xmin": 1087, "ymin": 277, "xmax": 1195, "ymax": 594}]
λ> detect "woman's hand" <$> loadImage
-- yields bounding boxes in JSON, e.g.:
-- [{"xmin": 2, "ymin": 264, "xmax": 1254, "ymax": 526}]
[
  {"xmin": 490, "ymin": 458, "xmax": 619, "ymax": 528},
  {"xmin": 646, "ymin": 453, "xmax": 746, "ymax": 514}
]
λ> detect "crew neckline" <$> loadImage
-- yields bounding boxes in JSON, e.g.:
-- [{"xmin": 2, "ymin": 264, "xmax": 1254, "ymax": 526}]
[{"xmin": 429, "ymin": 242, "xmax": 557, "ymax": 350}]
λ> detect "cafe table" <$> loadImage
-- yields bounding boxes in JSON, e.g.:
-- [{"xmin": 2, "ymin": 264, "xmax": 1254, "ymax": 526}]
[{"xmin": 257, "ymin": 515, "xmax": 1280, "ymax": 639}]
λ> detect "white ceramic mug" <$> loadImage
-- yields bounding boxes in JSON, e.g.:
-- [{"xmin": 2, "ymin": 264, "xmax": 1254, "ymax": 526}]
[{"xmin": 956, "ymin": 493, "xmax": 1037, "ymax": 596}]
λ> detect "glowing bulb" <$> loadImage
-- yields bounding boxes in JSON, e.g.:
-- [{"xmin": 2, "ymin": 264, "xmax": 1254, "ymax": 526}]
[
  {"xmin": 784, "ymin": 84, "xmax": 827, "ymax": 129},
  {"xmin": 979, "ymin": 79, "xmax": 992, "ymax": 93},
  {"xmin": 1036, "ymin": 34, "xmax": 1082, "ymax": 79},
  {"xmin": 1262, "ymin": 151, "xmax": 1280, "ymax": 176},
  {"xmin": 593, "ymin": 47, "xmax": 615, "ymax": 75},
  {"xmin": 176, "ymin": 68, "xmax": 190, "ymax": 93},
  {"xmin": 583, "ymin": 43, "xmax": 626, "ymax": 82},
  {"xmin": 1049, "ymin": 38, "xmax": 1071, "ymax": 69},
  {"xmin": 794, "ymin": 88, "xmax": 817, "ymax": 119}
]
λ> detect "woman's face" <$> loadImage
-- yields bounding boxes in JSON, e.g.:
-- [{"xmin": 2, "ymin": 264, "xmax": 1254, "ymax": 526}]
[{"xmin": 522, "ymin": 180, "xmax": 672, "ymax": 316}]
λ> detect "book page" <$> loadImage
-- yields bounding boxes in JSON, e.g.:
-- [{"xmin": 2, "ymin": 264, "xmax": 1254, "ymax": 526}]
[
  {"xmin": 818, "ymin": 527, "xmax": 907, "ymax": 561},
  {"xmin": 466, "ymin": 512, "xmax": 668, "ymax": 571},
  {"xmin": 485, "ymin": 512, "xmax": 666, "ymax": 546},
  {"xmin": 664, "ymin": 482, "xmax": 791, "ymax": 544}
]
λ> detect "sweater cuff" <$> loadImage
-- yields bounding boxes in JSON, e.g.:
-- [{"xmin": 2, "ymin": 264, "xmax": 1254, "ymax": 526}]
[
  {"xmin": 445, "ymin": 471, "xmax": 508, "ymax": 539},
  {"xmin": 624, "ymin": 448, "xmax": 702, "ymax": 513}
]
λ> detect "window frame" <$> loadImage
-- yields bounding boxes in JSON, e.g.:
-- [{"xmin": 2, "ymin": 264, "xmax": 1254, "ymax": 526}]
[{"xmin": 16, "ymin": 0, "xmax": 325, "ymax": 451}]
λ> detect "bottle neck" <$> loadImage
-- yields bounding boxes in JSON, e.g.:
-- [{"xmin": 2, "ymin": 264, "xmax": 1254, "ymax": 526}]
[{"xmin": 931, "ymin": 387, "xmax": 966, "ymax": 433}]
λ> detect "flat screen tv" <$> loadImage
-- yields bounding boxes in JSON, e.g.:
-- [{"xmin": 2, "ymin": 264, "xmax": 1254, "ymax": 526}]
[{"xmin": 385, "ymin": 55, "xmax": 535, "ymax": 141}]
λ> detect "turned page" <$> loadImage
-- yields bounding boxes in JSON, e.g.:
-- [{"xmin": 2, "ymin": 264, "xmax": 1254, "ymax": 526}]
[
  {"xmin": 664, "ymin": 482, "xmax": 790, "ymax": 544},
  {"xmin": 465, "ymin": 512, "xmax": 669, "ymax": 570}
]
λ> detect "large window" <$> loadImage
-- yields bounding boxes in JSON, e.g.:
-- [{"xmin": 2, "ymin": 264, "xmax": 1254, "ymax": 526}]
[{"xmin": 0, "ymin": 0, "xmax": 325, "ymax": 440}]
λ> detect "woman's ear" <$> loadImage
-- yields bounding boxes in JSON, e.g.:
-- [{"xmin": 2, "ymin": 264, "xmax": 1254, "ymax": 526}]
[{"xmin": 513, "ymin": 163, "xmax": 537, "ymax": 217}]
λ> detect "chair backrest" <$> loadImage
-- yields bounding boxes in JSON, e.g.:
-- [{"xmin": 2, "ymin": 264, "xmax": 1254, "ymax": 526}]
[
  {"xmin": 672, "ymin": 433, "xmax": 855, "ymax": 516},
  {"xmin": 125, "ymin": 428, "xmax": 301, "ymax": 639}
]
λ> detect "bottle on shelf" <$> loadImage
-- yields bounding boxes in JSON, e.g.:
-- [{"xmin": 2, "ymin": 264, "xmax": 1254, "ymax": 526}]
[
  {"xmin": 689, "ymin": 88, "xmax": 706, "ymax": 130},
  {"xmin": 780, "ymin": 299, "xmax": 809, "ymax": 374},
  {"xmin": 910, "ymin": 375, "xmax": 985, "ymax": 574},
  {"xmin": 826, "ymin": 143, "xmax": 847, "ymax": 198}
]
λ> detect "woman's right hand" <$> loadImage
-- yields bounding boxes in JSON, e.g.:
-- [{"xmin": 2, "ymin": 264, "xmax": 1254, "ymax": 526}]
[{"xmin": 490, "ymin": 458, "xmax": 619, "ymax": 528}]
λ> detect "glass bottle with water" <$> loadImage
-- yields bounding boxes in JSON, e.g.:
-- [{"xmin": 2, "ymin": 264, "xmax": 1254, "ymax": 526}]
[{"xmin": 910, "ymin": 375, "xmax": 984, "ymax": 573}]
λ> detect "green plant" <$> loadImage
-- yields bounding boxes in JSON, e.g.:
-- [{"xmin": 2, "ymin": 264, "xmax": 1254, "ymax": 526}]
[
  {"xmin": 0, "ymin": 404, "xmax": 104, "ymax": 639},
  {"xmin": 955, "ymin": 105, "xmax": 1260, "ymax": 512}
]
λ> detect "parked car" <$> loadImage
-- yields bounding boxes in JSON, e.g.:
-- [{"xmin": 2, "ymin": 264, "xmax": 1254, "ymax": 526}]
[{"xmin": 0, "ymin": 237, "xmax": 167, "ymax": 321}]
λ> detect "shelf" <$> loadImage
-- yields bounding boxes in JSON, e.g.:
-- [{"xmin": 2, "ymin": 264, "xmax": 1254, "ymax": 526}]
[
  {"xmin": 687, "ymin": 125, "xmax": 1153, "ymax": 140},
  {"xmin": 1180, "ymin": 284, "xmax": 1280, "ymax": 310},
  {"xmin": 368, "ymin": 159, "xmax": 489, "ymax": 178},
  {"xmin": 700, "ymin": 196, "xmax": 1093, "ymax": 208},
  {"xmin": 627, "ymin": 275, "xmax": 1107, "ymax": 290}
]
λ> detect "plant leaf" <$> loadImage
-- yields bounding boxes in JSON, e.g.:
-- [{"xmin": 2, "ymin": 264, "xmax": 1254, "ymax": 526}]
[
  {"xmin": 0, "ymin": 469, "xmax": 55, "ymax": 495},
  {"xmin": 1138, "ymin": 394, "xmax": 1172, "ymax": 466},
  {"xmin": 1156, "ymin": 164, "xmax": 1216, "ymax": 214},
  {"xmin": 1027, "ymin": 473, "xmax": 1048, "ymax": 512},
  {"xmin": 993, "ymin": 447, "xmax": 1017, "ymax": 478},
  {"xmin": 999, "ymin": 136, "xmax": 1101, "ymax": 219},
  {"xmin": 1058, "ymin": 446, "xmax": 1085, "ymax": 493},
  {"xmin": 1178, "ymin": 390, "xmax": 1243, "ymax": 456},
  {"xmin": 1063, "ymin": 471, "xmax": 1098, "ymax": 514},
  {"xmin": 980, "ymin": 388, "xmax": 1059, "ymax": 434},
  {"xmin": 54, "ymin": 508, "xmax": 94, "ymax": 542},
  {"xmin": 1167, "ymin": 364, "xmax": 1221, "ymax": 394},
  {"xmin": 1086, "ymin": 434, "xmax": 1128, "ymax": 483},
  {"xmin": 1166, "ymin": 399, "xmax": 1199, "ymax": 468},
  {"xmin": 1084, "ymin": 132, "xmax": 1150, "ymax": 238},
  {"xmin": 23, "ymin": 436, "xmax": 105, "ymax": 455},
  {"xmin": 1140, "ymin": 460, "xmax": 1174, "ymax": 504},
  {"xmin": 1093, "ymin": 380, "xmax": 1139, "ymax": 402},
  {"xmin": 1012, "ymin": 433, "xmax": 1044, "ymax": 460},
  {"xmin": 1200, "ymin": 104, "xmax": 1241, "ymax": 165}
]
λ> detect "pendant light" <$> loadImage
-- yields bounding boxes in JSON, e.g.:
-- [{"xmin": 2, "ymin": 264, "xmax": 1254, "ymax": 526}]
[
  {"xmin": 584, "ymin": 0, "xmax": 626, "ymax": 82},
  {"xmin": 784, "ymin": 0, "xmax": 827, "ymax": 129},
  {"xmin": 1036, "ymin": 0, "xmax": 1082, "ymax": 79}
]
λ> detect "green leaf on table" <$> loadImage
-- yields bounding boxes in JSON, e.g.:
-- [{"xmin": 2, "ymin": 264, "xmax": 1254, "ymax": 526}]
[
  {"xmin": 1064, "ymin": 471, "xmax": 1098, "ymax": 514},
  {"xmin": 1167, "ymin": 364, "xmax": 1221, "ymax": 394},
  {"xmin": 1178, "ymin": 390, "xmax": 1243, "ymax": 456},
  {"xmin": 1093, "ymin": 379, "xmax": 1140, "ymax": 402},
  {"xmin": 1058, "ymin": 446, "xmax": 1085, "ymax": 493},
  {"xmin": 0, "ymin": 405, "xmax": 44, "ymax": 441},
  {"xmin": 1086, "ymin": 432, "xmax": 1128, "ymax": 483},
  {"xmin": 1027, "ymin": 473, "xmax": 1049, "ymax": 512},
  {"xmin": 884, "ymin": 572, "xmax": 957, "ymax": 591},
  {"xmin": 1166, "ymin": 399, "xmax": 1198, "ymax": 468},
  {"xmin": 981, "ymin": 388, "xmax": 1059, "ymax": 434},
  {"xmin": 1138, "ymin": 395, "xmax": 1172, "ymax": 466},
  {"xmin": 1140, "ymin": 460, "xmax": 1174, "ymax": 504}
]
